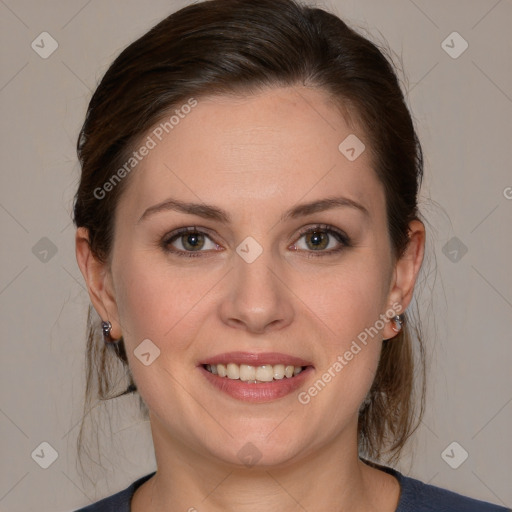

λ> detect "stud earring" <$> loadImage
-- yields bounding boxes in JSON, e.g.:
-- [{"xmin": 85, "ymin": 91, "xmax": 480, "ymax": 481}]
[
  {"xmin": 391, "ymin": 314, "xmax": 404, "ymax": 333},
  {"xmin": 102, "ymin": 320, "xmax": 114, "ymax": 343}
]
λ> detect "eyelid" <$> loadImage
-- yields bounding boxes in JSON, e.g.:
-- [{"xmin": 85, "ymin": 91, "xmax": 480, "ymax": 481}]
[{"xmin": 293, "ymin": 224, "xmax": 349, "ymax": 243}]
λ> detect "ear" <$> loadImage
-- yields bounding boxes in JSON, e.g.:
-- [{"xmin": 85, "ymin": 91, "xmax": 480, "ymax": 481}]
[
  {"xmin": 382, "ymin": 219, "xmax": 425, "ymax": 340},
  {"xmin": 75, "ymin": 227, "xmax": 122, "ymax": 339}
]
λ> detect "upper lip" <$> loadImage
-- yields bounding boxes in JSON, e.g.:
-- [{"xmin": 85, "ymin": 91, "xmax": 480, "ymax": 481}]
[{"xmin": 199, "ymin": 351, "xmax": 313, "ymax": 367}]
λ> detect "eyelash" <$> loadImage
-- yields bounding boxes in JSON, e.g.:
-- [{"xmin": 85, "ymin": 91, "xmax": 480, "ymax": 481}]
[{"xmin": 161, "ymin": 224, "xmax": 351, "ymax": 259}]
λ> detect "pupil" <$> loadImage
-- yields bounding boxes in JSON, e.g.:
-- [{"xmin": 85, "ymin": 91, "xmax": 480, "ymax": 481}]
[
  {"xmin": 308, "ymin": 231, "xmax": 327, "ymax": 250},
  {"xmin": 184, "ymin": 233, "xmax": 204, "ymax": 250}
]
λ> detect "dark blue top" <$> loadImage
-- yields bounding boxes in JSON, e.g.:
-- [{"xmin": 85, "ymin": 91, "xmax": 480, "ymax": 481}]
[{"xmin": 74, "ymin": 467, "xmax": 510, "ymax": 511}]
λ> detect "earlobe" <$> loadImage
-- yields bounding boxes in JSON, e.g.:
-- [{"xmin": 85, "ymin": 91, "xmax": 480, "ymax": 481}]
[
  {"xmin": 383, "ymin": 220, "xmax": 425, "ymax": 339},
  {"xmin": 75, "ymin": 227, "xmax": 121, "ymax": 338}
]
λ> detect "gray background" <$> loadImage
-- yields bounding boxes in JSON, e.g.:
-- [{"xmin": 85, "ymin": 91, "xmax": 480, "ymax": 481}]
[{"xmin": 1, "ymin": 0, "xmax": 511, "ymax": 510}]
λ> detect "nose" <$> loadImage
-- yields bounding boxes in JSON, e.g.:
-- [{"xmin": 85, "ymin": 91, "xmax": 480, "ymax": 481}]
[{"xmin": 218, "ymin": 244, "xmax": 295, "ymax": 335}]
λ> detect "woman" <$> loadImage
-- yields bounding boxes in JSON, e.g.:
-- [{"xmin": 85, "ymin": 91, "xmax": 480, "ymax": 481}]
[{"xmin": 72, "ymin": 0, "xmax": 509, "ymax": 510}]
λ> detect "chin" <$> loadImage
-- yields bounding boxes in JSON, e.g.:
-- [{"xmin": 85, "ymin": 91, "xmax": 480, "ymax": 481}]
[{"xmin": 201, "ymin": 435, "xmax": 308, "ymax": 470}]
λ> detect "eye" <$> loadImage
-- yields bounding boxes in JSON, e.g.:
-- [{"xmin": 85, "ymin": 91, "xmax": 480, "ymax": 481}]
[
  {"xmin": 161, "ymin": 224, "xmax": 350, "ymax": 259},
  {"xmin": 290, "ymin": 224, "xmax": 350, "ymax": 257},
  {"xmin": 162, "ymin": 227, "xmax": 221, "ymax": 257}
]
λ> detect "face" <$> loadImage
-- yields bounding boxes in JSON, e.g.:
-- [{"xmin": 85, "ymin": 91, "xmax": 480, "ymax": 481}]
[{"xmin": 89, "ymin": 86, "xmax": 412, "ymax": 468}]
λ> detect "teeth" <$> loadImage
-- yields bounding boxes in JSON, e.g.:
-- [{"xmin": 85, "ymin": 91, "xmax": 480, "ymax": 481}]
[
  {"xmin": 239, "ymin": 364, "xmax": 256, "ymax": 381},
  {"xmin": 273, "ymin": 364, "xmax": 285, "ymax": 379},
  {"xmin": 226, "ymin": 363, "xmax": 239, "ymax": 379},
  {"xmin": 206, "ymin": 363, "xmax": 305, "ymax": 381},
  {"xmin": 255, "ymin": 365, "xmax": 274, "ymax": 382}
]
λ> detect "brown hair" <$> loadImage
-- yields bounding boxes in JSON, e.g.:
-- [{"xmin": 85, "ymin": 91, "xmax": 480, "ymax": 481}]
[{"xmin": 73, "ymin": 0, "xmax": 426, "ymax": 473}]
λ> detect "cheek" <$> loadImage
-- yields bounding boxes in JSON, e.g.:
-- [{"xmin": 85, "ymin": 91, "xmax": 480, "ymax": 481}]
[
  {"xmin": 113, "ymin": 252, "xmax": 217, "ymax": 347},
  {"xmin": 292, "ymin": 251, "xmax": 389, "ymax": 403},
  {"xmin": 298, "ymin": 257, "xmax": 390, "ymax": 347},
  {"xmin": 112, "ymin": 256, "xmax": 209, "ymax": 399},
  {"xmin": 297, "ymin": 269, "xmax": 384, "ymax": 431}
]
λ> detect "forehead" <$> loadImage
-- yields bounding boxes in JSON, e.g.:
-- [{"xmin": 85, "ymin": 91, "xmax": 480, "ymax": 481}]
[{"xmin": 117, "ymin": 86, "xmax": 384, "ymax": 222}]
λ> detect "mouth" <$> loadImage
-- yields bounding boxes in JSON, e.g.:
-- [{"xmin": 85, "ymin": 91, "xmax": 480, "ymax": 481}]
[{"xmin": 198, "ymin": 352, "xmax": 314, "ymax": 402}]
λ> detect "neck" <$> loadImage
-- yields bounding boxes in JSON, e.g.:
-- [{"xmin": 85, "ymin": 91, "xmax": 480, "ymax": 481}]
[{"xmin": 134, "ymin": 416, "xmax": 400, "ymax": 512}]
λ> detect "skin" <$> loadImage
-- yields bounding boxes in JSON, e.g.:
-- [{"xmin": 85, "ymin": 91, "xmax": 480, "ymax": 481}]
[{"xmin": 76, "ymin": 86, "xmax": 425, "ymax": 512}]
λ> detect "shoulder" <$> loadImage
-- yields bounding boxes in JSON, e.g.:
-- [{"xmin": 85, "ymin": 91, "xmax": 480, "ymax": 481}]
[
  {"xmin": 73, "ymin": 472, "xmax": 156, "ymax": 512},
  {"xmin": 393, "ymin": 469, "xmax": 510, "ymax": 512}
]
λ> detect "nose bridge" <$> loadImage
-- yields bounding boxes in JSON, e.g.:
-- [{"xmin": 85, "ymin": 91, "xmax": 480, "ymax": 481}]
[
  {"xmin": 235, "ymin": 239, "xmax": 279, "ymax": 290},
  {"xmin": 219, "ymin": 234, "xmax": 294, "ymax": 332},
  {"xmin": 234, "ymin": 235, "xmax": 281, "ymax": 303}
]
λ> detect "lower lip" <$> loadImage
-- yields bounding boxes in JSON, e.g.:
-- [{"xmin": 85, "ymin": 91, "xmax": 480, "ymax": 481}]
[{"xmin": 199, "ymin": 365, "xmax": 314, "ymax": 403}]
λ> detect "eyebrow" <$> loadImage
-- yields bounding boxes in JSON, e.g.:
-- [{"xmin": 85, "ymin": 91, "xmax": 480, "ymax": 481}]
[{"xmin": 137, "ymin": 195, "xmax": 369, "ymax": 224}]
